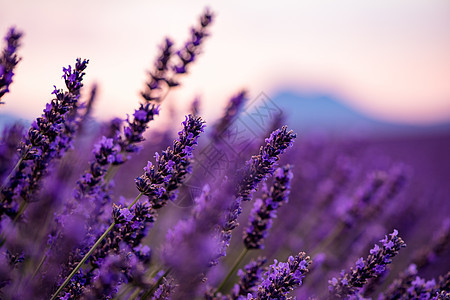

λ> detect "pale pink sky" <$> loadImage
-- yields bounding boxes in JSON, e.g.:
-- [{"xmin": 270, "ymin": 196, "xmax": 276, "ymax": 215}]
[{"xmin": 1, "ymin": 0, "xmax": 450, "ymax": 125}]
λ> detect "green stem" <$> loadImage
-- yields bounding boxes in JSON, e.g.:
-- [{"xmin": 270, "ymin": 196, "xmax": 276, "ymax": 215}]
[
  {"xmin": 32, "ymin": 230, "xmax": 58, "ymax": 280},
  {"xmin": 104, "ymin": 164, "xmax": 119, "ymax": 184},
  {"xmin": 13, "ymin": 201, "xmax": 28, "ymax": 223},
  {"xmin": 311, "ymin": 222, "xmax": 346, "ymax": 256},
  {"xmin": 102, "ymin": 84, "xmax": 174, "ymax": 187},
  {"xmin": 127, "ymin": 192, "xmax": 143, "ymax": 209},
  {"xmin": 0, "ymin": 201, "xmax": 27, "ymax": 248},
  {"xmin": 0, "ymin": 153, "xmax": 26, "ymax": 191},
  {"xmin": 51, "ymin": 192, "xmax": 143, "ymax": 300},
  {"xmin": 217, "ymin": 248, "xmax": 249, "ymax": 293},
  {"xmin": 113, "ymin": 265, "xmax": 163, "ymax": 300},
  {"xmin": 128, "ymin": 287, "xmax": 141, "ymax": 300},
  {"xmin": 0, "ymin": 201, "xmax": 27, "ymax": 247},
  {"xmin": 140, "ymin": 268, "xmax": 171, "ymax": 300},
  {"xmin": 32, "ymin": 250, "xmax": 48, "ymax": 279},
  {"xmin": 50, "ymin": 221, "xmax": 116, "ymax": 300},
  {"xmin": 112, "ymin": 285, "xmax": 135, "ymax": 300}
]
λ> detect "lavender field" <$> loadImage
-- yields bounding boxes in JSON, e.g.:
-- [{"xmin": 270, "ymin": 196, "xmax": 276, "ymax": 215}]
[{"xmin": 0, "ymin": 8, "xmax": 449, "ymax": 300}]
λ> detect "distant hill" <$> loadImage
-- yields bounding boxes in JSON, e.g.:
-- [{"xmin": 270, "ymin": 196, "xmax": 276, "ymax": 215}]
[
  {"xmin": 0, "ymin": 113, "xmax": 30, "ymax": 130},
  {"xmin": 270, "ymin": 91, "xmax": 450, "ymax": 137},
  {"xmin": 2, "ymin": 91, "xmax": 450, "ymax": 138}
]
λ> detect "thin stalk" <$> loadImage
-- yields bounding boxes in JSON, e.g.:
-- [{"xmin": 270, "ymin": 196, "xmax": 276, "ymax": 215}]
[
  {"xmin": 113, "ymin": 264, "xmax": 163, "ymax": 300},
  {"xmin": 13, "ymin": 200, "xmax": 28, "ymax": 223},
  {"xmin": 50, "ymin": 221, "xmax": 116, "ymax": 300},
  {"xmin": 112, "ymin": 285, "xmax": 135, "ymax": 300},
  {"xmin": 148, "ymin": 265, "xmax": 164, "ymax": 279},
  {"xmin": 0, "ymin": 200, "xmax": 28, "ymax": 247},
  {"xmin": 0, "ymin": 153, "xmax": 26, "ymax": 191},
  {"xmin": 102, "ymin": 85, "xmax": 173, "ymax": 186},
  {"xmin": 104, "ymin": 164, "xmax": 119, "ymax": 184},
  {"xmin": 32, "ymin": 229, "xmax": 59, "ymax": 279},
  {"xmin": 139, "ymin": 268, "xmax": 171, "ymax": 300},
  {"xmin": 128, "ymin": 287, "xmax": 141, "ymax": 300},
  {"xmin": 217, "ymin": 247, "xmax": 249, "ymax": 293},
  {"xmin": 51, "ymin": 192, "xmax": 143, "ymax": 300},
  {"xmin": 311, "ymin": 222, "xmax": 346, "ymax": 256}
]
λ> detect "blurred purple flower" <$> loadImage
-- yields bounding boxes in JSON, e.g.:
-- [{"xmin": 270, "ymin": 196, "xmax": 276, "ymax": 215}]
[{"xmin": 0, "ymin": 27, "xmax": 22, "ymax": 102}]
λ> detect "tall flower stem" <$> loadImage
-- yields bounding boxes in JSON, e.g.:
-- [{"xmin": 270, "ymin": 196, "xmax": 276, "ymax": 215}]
[
  {"xmin": 139, "ymin": 268, "xmax": 172, "ymax": 300},
  {"xmin": 13, "ymin": 200, "xmax": 27, "ymax": 222},
  {"xmin": 217, "ymin": 247, "xmax": 249, "ymax": 293},
  {"xmin": 51, "ymin": 192, "xmax": 143, "ymax": 300},
  {"xmin": 0, "ymin": 197, "xmax": 28, "ymax": 247},
  {"xmin": 311, "ymin": 222, "xmax": 346, "ymax": 256},
  {"xmin": 0, "ymin": 154, "xmax": 25, "ymax": 191}
]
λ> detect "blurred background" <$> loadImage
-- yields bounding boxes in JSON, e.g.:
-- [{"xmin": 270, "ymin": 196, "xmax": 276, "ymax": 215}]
[{"xmin": 0, "ymin": 0, "xmax": 449, "ymax": 128}]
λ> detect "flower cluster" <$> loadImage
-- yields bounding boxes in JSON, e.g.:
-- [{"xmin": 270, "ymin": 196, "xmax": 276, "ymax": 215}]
[
  {"xmin": 0, "ymin": 58, "xmax": 88, "ymax": 220},
  {"xmin": 136, "ymin": 114, "xmax": 205, "ymax": 208},
  {"xmin": 252, "ymin": 252, "xmax": 311, "ymax": 300},
  {"xmin": 328, "ymin": 229, "xmax": 407, "ymax": 297},
  {"xmin": 237, "ymin": 126, "xmax": 296, "ymax": 201},
  {"xmin": 172, "ymin": 8, "xmax": 213, "ymax": 76},
  {"xmin": 211, "ymin": 90, "xmax": 247, "ymax": 141},
  {"xmin": 232, "ymin": 257, "xmax": 268, "ymax": 298},
  {"xmin": 214, "ymin": 127, "xmax": 297, "ymax": 264},
  {"xmin": 244, "ymin": 165, "xmax": 293, "ymax": 249},
  {"xmin": 141, "ymin": 38, "xmax": 175, "ymax": 101},
  {"xmin": 0, "ymin": 27, "xmax": 22, "ymax": 102}
]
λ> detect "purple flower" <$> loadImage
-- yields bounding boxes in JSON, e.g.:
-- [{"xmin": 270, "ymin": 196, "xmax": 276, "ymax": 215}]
[
  {"xmin": 1, "ymin": 58, "xmax": 88, "ymax": 221},
  {"xmin": 254, "ymin": 252, "xmax": 311, "ymax": 299},
  {"xmin": 243, "ymin": 165, "xmax": 293, "ymax": 250},
  {"xmin": 170, "ymin": 8, "xmax": 213, "ymax": 81},
  {"xmin": 381, "ymin": 267, "xmax": 446, "ymax": 299},
  {"xmin": 162, "ymin": 184, "xmax": 223, "ymax": 298},
  {"xmin": 355, "ymin": 257, "xmax": 364, "ymax": 270},
  {"xmin": 60, "ymin": 202, "xmax": 155, "ymax": 298},
  {"xmin": 210, "ymin": 90, "xmax": 247, "ymax": 141},
  {"xmin": 328, "ymin": 230, "xmax": 406, "ymax": 297},
  {"xmin": 141, "ymin": 38, "xmax": 174, "ymax": 101},
  {"xmin": 135, "ymin": 114, "xmax": 205, "ymax": 208},
  {"xmin": 152, "ymin": 277, "xmax": 176, "ymax": 300},
  {"xmin": 0, "ymin": 27, "xmax": 22, "ymax": 102},
  {"xmin": 212, "ymin": 129, "xmax": 295, "ymax": 265},
  {"xmin": 237, "ymin": 126, "xmax": 296, "ymax": 201},
  {"xmin": 81, "ymin": 251, "xmax": 137, "ymax": 299},
  {"xmin": 232, "ymin": 257, "xmax": 267, "ymax": 298}
]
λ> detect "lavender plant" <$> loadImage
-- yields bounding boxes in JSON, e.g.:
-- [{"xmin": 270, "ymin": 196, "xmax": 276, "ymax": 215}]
[
  {"xmin": 252, "ymin": 252, "xmax": 311, "ymax": 300},
  {"xmin": 244, "ymin": 165, "xmax": 293, "ymax": 250},
  {"xmin": 0, "ymin": 6, "xmax": 448, "ymax": 300},
  {"xmin": 328, "ymin": 229, "xmax": 406, "ymax": 298},
  {"xmin": 0, "ymin": 58, "xmax": 88, "ymax": 222},
  {"xmin": 0, "ymin": 27, "xmax": 22, "ymax": 102}
]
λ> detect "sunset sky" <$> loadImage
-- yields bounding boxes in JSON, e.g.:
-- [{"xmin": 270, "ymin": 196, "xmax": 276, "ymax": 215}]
[{"xmin": 1, "ymin": 0, "xmax": 449, "ymax": 125}]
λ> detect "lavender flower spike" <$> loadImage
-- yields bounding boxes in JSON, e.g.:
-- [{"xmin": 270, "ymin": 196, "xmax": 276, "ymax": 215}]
[
  {"xmin": 237, "ymin": 126, "xmax": 296, "ymax": 201},
  {"xmin": 1, "ymin": 58, "xmax": 88, "ymax": 220},
  {"xmin": 251, "ymin": 252, "xmax": 311, "ymax": 300},
  {"xmin": 328, "ymin": 229, "xmax": 406, "ymax": 298},
  {"xmin": 136, "ymin": 114, "xmax": 205, "ymax": 208},
  {"xmin": 141, "ymin": 38, "xmax": 174, "ymax": 102},
  {"xmin": 172, "ymin": 8, "xmax": 214, "ymax": 79},
  {"xmin": 244, "ymin": 165, "xmax": 293, "ymax": 250},
  {"xmin": 232, "ymin": 256, "xmax": 267, "ymax": 298},
  {"xmin": 211, "ymin": 90, "xmax": 247, "ymax": 141},
  {"xmin": 0, "ymin": 27, "xmax": 22, "ymax": 102}
]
